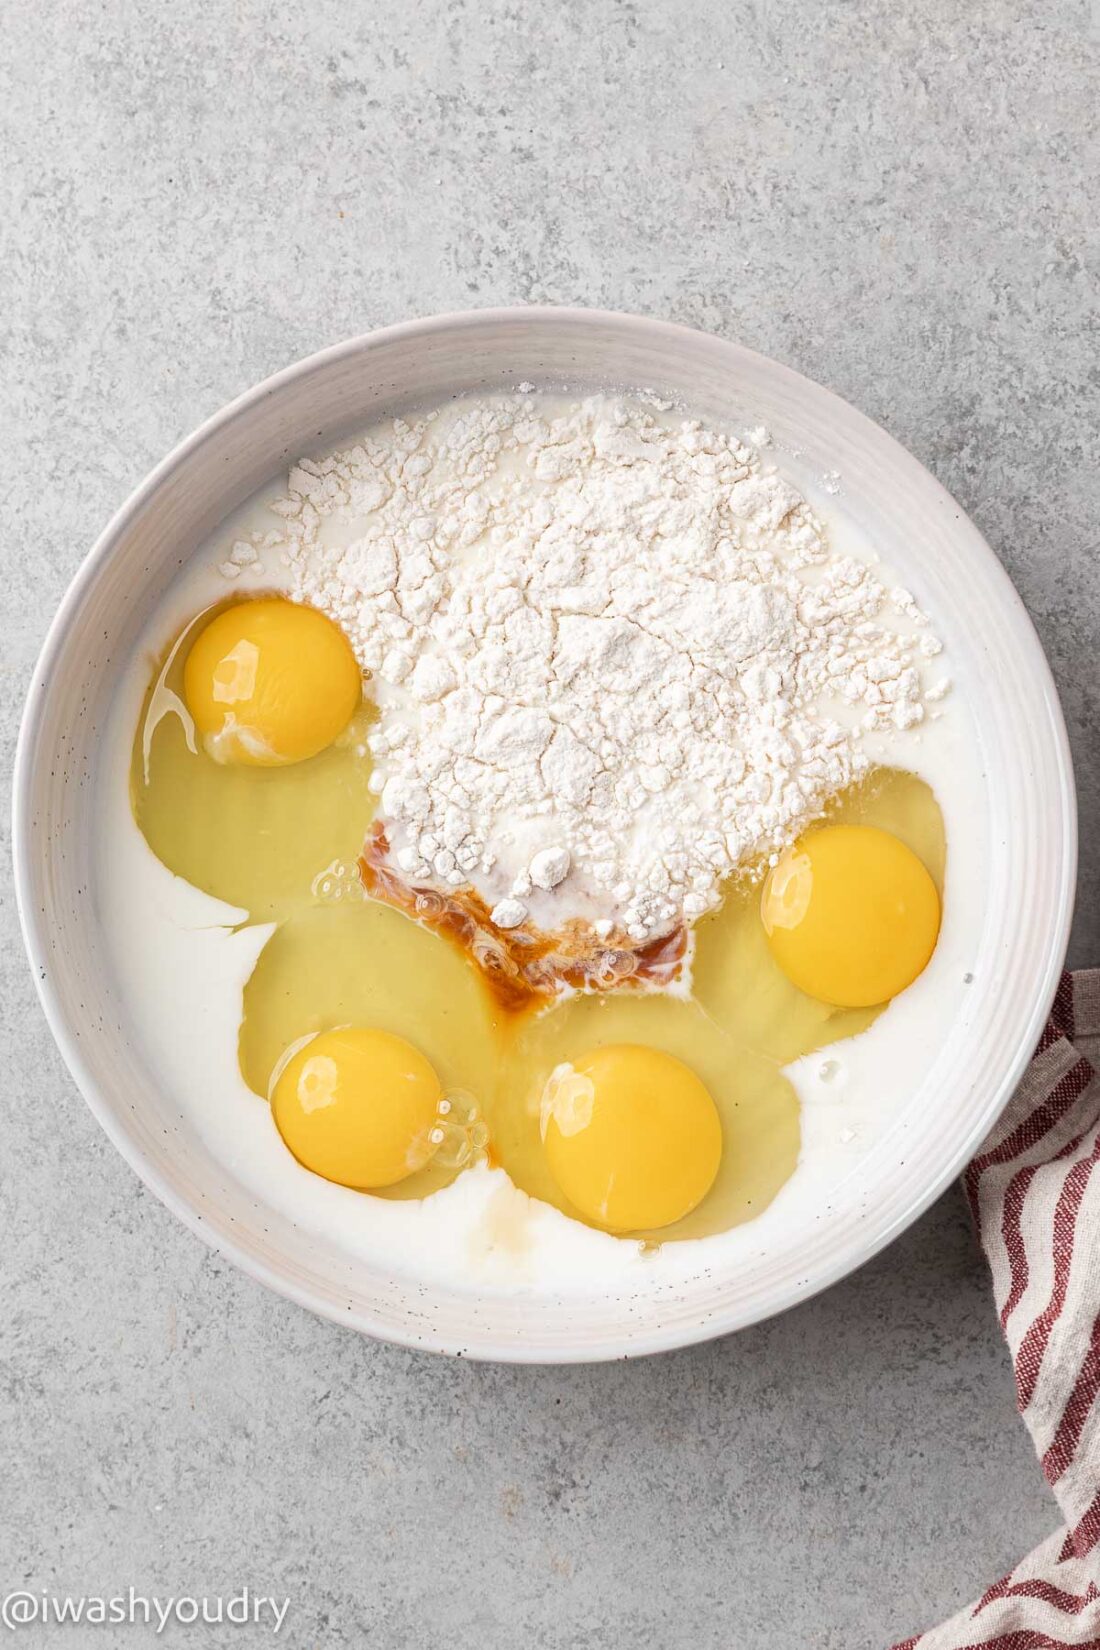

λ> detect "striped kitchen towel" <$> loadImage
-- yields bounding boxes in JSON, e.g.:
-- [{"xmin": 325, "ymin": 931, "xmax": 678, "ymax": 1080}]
[{"xmin": 893, "ymin": 968, "xmax": 1100, "ymax": 1649}]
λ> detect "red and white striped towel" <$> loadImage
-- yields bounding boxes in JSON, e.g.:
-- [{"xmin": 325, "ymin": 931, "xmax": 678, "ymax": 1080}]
[{"xmin": 892, "ymin": 969, "xmax": 1100, "ymax": 1649}]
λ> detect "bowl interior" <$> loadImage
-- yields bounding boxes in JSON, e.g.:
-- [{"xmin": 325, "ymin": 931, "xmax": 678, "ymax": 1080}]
[{"xmin": 14, "ymin": 310, "xmax": 1076, "ymax": 1359}]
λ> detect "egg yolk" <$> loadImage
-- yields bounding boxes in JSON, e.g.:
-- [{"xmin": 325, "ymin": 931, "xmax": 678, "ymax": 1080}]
[
  {"xmin": 271, "ymin": 1027, "xmax": 442, "ymax": 1189},
  {"xmin": 761, "ymin": 823, "xmax": 940, "ymax": 1008},
  {"xmin": 183, "ymin": 597, "xmax": 361, "ymax": 766},
  {"xmin": 540, "ymin": 1044, "xmax": 722, "ymax": 1233}
]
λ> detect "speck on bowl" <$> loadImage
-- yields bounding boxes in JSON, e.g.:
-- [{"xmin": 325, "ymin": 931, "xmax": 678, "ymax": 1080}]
[{"xmin": 12, "ymin": 308, "xmax": 1076, "ymax": 1361}]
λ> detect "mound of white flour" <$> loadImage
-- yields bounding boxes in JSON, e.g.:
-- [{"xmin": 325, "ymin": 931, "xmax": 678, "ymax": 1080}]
[{"xmin": 270, "ymin": 395, "xmax": 945, "ymax": 941}]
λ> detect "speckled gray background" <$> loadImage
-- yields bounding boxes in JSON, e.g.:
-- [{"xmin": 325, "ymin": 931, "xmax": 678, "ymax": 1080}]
[{"xmin": 2, "ymin": 2, "xmax": 1097, "ymax": 1646}]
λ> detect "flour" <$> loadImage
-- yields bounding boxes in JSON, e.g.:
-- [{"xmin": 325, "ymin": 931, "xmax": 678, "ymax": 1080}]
[{"xmin": 263, "ymin": 394, "xmax": 944, "ymax": 942}]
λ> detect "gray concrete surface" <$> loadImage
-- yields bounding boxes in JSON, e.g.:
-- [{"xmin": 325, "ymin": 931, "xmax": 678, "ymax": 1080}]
[{"xmin": 2, "ymin": 2, "xmax": 1097, "ymax": 1645}]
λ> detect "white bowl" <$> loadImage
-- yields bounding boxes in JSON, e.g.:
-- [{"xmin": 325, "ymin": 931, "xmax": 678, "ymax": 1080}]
[{"xmin": 13, "ymin": 308, "xmax": 1076, "ymax": 1361}]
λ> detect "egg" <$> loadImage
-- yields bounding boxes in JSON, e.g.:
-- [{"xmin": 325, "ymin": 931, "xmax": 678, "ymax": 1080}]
[
  {"xmin": 271, "ymin": 1027, "xmax": 442, "ymax": 1189},
  {"xmin": 540, "ymin": 1044, "xmax": 723, "ymax": 1232},
  {"xmin": 761, "ymin": 823, "xmax": 940, "ymax": 1008},
  {"xmin": 183, "ymin": 597, "xmax": 361, "ymax": 766}
]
